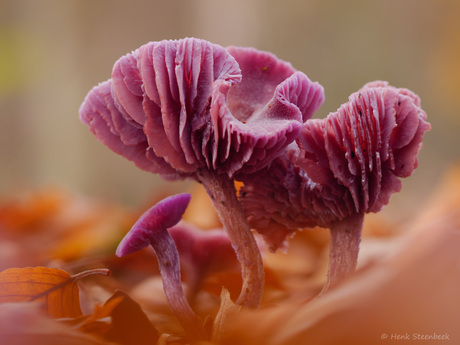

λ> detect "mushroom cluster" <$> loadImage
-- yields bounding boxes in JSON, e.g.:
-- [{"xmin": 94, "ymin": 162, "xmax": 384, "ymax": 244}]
[
  {"xmin": 79, "ymin": 37, "xmax": 430, "ymax": 341},
  {"xmin": 80, "ymin": 37, "xmax": 324, "ymax": 310}
]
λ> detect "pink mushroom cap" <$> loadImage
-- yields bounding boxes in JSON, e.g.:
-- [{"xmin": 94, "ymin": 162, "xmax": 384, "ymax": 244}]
[{"xmin": 116, "ymin": 193, "xmax": 191, "ymax": 257}]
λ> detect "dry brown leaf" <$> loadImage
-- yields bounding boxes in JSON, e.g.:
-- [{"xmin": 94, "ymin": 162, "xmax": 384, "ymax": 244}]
[
  {"xmin": 74, "ymin": 290, "xmax": 159, "ymax": 345},
  {"xmin": 211, "ymin": 288, "xmax": 241, "ymax": 343},
  {"xmin": 0, "ymin": 267, "xmax": 110, "ymax": 319},
  {"xmin": 98, "ymin": 290, "xmax": 159, "ymax": 345},
  {"xmin": 0, "ymin": 266, "xmax": 83, "ymax": 318}
]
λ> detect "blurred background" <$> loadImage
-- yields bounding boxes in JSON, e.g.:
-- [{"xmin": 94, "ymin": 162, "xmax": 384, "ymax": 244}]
[{"xmin": 0, "ymin": 0, "xmax": 458, "ymax": 217}]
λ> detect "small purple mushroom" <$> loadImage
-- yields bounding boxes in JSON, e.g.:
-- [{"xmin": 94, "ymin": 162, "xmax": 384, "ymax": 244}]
[
  {"xmin": 168, "ymin": 223, "xmax": 239, "ymax": 298},
  {"xmin": 240, "ymin": 81, "xmax": 430, "ymax": 294},
  {"xmin": 116, "ymin": 193, "xmax": 206, "ymax": 340},
  {"xmin": 80, "ymin": 37, "xmax": 325, "ymax": 308}
]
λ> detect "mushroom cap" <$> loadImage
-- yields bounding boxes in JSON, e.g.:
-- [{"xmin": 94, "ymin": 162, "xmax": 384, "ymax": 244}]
[
  {"xmin": 298, "ymin": 81, "xmax": 430, "ymax": 213},
  {"xmin": 116, "ymin": 193, "xmax": 191, "ymax": 257},
  {"xmin": 166, "ymin": 223, "xmax": 239, "ymax": 293},
  {"xmin": 79, "ymin": 38, "xmax": 325, "ymax": 179},
  {"xmin": 168, "ymin": 223, "xmax": 238, "ymax": 274},
  {"xmin": 240, "ymin": 82, "xmax": 431, "ymax": 251},
  {"xmin": 79, "ymin": 80, "xmax": 187, "ymax": 180}
]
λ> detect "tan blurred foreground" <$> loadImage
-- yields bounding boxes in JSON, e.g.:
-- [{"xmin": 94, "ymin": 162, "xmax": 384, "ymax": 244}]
[{"xmin": 0, "ymin": 165, "xmax": 459, "ymax": 344}]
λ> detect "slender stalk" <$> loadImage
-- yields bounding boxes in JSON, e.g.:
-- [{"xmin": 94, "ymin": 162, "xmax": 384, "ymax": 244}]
[
  {"xmin": 319, "ymin": 213, "xmax": 364, "ymax": 296},
  {"xmin": 197, "ymin": 169, "xmax": 265, "ymax": 309},
  {"xmin": 150, "ymin": 228, "xmax": 206, "ymax": 340}
]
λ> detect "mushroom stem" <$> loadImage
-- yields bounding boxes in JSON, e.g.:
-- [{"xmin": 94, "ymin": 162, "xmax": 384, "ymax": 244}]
[
  {"xmin": 149, "ymin": 227, "xmax": 206, "ymax": 340},
  {"xmin": 197, "ymin": 170, "xmax": 264, "ymax": 309},
  {"xmin": 319, "ymin": 213, "xmax": 364, "ymax": 296}
]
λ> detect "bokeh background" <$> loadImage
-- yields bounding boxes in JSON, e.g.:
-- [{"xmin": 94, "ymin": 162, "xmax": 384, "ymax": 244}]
[{"xmin": 1, "ymin": 0, "xmax": 458, "ymax": 217}]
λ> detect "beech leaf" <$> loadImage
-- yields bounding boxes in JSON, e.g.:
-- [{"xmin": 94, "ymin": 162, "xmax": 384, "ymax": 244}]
[
  {"xmin": 0, "ymin": 267, "xmax": 109, "ymax": 318},
  {"xmin": 71, "ymin": 290, "xmax": 159, "ymax": 345},
  {"xmin": 99, "ymin": 290, "xmax": 159, "ymax": 345},
  {"xmin": 212, "ymin": 288, "xmax": 242, "ymax": 343}
]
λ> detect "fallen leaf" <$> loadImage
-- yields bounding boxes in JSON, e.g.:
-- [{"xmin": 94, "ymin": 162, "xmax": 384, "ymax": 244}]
[
  {"xmin": 0, "ymin": 187, "xmax": 132, "ymax": 266},
  {"xmin": 0, "ymin": 188, "xmax": 65, "ymax": 235},
  {"xmin": 0, "ymin": 267, "xmax": 110, "ymax": 318},
  {"xmin": 75, "ymin": 290, "xmax": 159, "ymax": 345},
  {"xmin": 211, "ymin": 288, "xmax": 241, "ymax": 343}
]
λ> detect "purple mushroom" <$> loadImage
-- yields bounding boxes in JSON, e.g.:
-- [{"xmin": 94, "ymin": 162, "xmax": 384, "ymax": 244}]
[
  {"xmin": 240, "ymin": 81, "xmax": 430, "ymax": 294},
  {"xmin": 168, "ymin": 223, "xmax": 239, "ymax": 298},
  {"xmin": 80, "ymin": 38, "xmax": 325, "ymax": 308},
  {"xmin": 116, "ymin": 193, "xmax": 206, "ymax": 340}
]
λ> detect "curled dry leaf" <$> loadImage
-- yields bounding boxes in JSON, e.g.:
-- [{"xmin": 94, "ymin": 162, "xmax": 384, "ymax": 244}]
[
  {"xmin": 0, "ymin": 267, "xmax": 110, "ymax": 319},
  {"xmin": 0, "ymin": 267, "xmax": 83, "ymax": 318},
  {"xmin": 74, "ymin": 290, "xmax": 159, "ymax": 345},
  {"xmin": 211, "ymin": 288, "xmax": 241, "ymax": 343}
]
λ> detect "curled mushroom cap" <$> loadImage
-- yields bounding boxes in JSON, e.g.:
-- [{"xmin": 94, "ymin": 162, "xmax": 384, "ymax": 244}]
[
  {"xmin": 240, "ymin": 82, "xmax": 431, "ymax": 251},
  {"xmin": 79, "ymin": 80, "xmax": 185, "ymax": 180},
  {"xmin": 79, "ymin": 38, "xmax": 325, "ymax": 179},
  {"xmin": 116, "ymin": 193, "xmax": 191, "ymax": 257},
  {"xmin": 298, "ymin": 81, "xmax": 430, "ymax": 214}
]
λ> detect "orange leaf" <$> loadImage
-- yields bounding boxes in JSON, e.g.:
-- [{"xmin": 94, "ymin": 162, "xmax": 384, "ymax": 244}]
[
  {"xmin": 104, "ymin": 290, "xmax": 160, "ymax": 345},
  {"xmin": 0, "ymin": 188, "xmax": 65, "ymax": 234},
  {"xmin": 0, "ymin": 267, "xmax": 109, "ymax": 318},
  {"xmin": 0, "ymin": 266, "xmax": 82, "ymax": 318},
  {"xmin": 212, "ymin": 288, "xmax": 241, "ymax": 343},
  {"xmin": 75, "ymin": 290, "xmax": 159, "ymax": 345}
]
